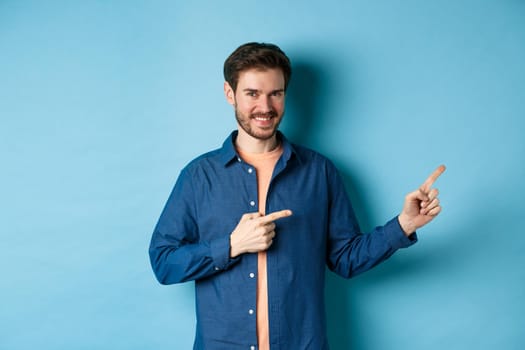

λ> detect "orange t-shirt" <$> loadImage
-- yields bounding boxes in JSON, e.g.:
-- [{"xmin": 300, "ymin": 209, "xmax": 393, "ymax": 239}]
[{"xmin": 237, "ymin": 144, "xmax": 283, "ymax": 350}]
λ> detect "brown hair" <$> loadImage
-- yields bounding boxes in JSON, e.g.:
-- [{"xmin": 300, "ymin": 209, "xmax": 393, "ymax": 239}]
[{"xmin": 223, "ymin": 42, "xmax": 292, "ymax": 92}]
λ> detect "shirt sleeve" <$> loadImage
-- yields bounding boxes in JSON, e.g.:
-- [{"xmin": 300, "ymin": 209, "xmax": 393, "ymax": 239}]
[
  {"xmin": 149, "ymin": 167, "xmax": 240, "ymax": 285},
  {"xmin": 325, "ymin": 162, "xmax": 417, "ymax": 279}
]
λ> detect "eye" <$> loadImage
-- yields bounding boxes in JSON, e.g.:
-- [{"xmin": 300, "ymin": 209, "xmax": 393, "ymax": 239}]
[{"xmin": 270, "ymin": 91, "xmax": 283, "ymax": 97}]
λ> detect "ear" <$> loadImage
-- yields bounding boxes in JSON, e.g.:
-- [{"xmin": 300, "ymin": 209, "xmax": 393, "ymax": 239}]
[{"xmin": 224, "ymin": 82, "xmax": 235, "ymax": 106}]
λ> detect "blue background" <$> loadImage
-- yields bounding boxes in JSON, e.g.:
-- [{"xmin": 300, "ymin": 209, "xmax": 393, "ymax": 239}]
[{"xmin": 1, "ymin": 1, "xmax": 524, "ymax": 349}]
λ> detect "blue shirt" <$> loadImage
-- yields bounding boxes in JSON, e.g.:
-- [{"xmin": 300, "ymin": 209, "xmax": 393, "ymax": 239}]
[{"xmin": 149, "ymin": 131, "xmax": 417, "ymax": 350}]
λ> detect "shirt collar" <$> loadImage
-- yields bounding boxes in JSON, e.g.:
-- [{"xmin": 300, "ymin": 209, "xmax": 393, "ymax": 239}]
[{"xmin": 219, "ymin": 130, "xmax": 301, "ymax": 167}]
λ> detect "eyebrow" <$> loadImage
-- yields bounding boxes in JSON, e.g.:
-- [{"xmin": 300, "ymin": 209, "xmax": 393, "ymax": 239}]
[{"xmin": 242, "ymin": 88, "xmax": 285, "ymax": 94}]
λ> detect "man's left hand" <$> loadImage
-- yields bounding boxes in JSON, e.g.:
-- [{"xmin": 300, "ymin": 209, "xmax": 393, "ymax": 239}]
[{"xmin": 398, "ymin": 165, "xmax": 446, "ymax": 236}]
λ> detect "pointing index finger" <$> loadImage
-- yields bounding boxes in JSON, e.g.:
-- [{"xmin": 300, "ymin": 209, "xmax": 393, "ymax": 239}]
[
  {"xmin": 260, "ymin": 209, "xmax": 293, "ymax": 223},
  {"xmin": 421, "ymin": 165, "xmax": 446, "ymax": 192}
]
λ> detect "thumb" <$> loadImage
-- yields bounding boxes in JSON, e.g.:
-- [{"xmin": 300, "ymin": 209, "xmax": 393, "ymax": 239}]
[
  {"xmin": 405, "ymin": 189, "xmax": 428, "ymax": 204},
  {"xmin": 241, "ymin": 212, "xmax": 262, "ymax": 221}
]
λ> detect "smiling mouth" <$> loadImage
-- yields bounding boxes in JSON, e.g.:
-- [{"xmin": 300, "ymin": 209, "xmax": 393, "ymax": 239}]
[
  {"xmin": 254, "ymin": 116, "xmax": 273, "ymax": 121},
  {"xmin": 251, "ymin": 111, "xmax": 277, "ymax": 121}
]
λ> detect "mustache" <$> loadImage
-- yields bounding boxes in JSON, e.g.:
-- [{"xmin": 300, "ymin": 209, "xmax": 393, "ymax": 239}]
[{"xmin": 251, "ymin": 111, "xmax": 278, "ymax": 118}]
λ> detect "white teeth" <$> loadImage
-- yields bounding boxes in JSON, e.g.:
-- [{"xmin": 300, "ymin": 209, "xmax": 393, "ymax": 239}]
[{"xmin": 255, "ymin": 117, "xmax": 271, "ymax": 121}]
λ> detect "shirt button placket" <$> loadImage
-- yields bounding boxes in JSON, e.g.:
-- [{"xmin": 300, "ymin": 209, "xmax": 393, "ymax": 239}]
[
  {"xmin": 246, "ymin": 163, "xmax": 257, "ymax": 350},
  {"xmin": 247, "ymin": 166, "xmax": 256, "ymax": 208}
]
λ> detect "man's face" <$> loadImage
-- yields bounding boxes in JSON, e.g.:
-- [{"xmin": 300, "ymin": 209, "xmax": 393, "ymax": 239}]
[{"xmin": 225, "ymin": 68, "xmax": 286, "ymax": 141}]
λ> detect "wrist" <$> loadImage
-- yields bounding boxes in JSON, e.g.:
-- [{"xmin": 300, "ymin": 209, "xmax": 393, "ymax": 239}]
[
  {"xmin": 229, "ymin": 233, "xmax": 240, "ymax": 258},
  {"xmin": 398, "ymin": 214, "xmax": 416, "ymax": 236}
]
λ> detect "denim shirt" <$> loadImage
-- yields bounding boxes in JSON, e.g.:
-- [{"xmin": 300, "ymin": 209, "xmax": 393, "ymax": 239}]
[{"xmin": 149, "ymin": 131, "xmax": 417, "ymax": 350}]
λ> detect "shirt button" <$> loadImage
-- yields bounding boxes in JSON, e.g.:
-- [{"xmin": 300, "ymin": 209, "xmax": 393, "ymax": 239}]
[
  {"xmin": 249, "ymin": 201, "xmax": 255, "ymax": 207},
  {"xmin": 237, "ymin": 157, "xmax": 242, "ymax": 162},
  {"xmin": 248, "ymin": 168, "xmax": 253, "ymax": 174},
  {"xmin": 214, "ymin": 267, "xmax": 220, "ymax": 271},
  {"xmin": 249, "ymin": 309, "xmax": 254, "ymax": 315},
  {"xmin": 250, "ymin": 346, "xmax": 255, "ymax": 350},
  {"xmin": 249, "ymin": 272, "xmax": 255, "ymax": 278}
]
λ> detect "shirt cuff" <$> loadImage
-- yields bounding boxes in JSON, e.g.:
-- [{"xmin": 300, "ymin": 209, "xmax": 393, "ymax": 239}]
[
  {"xmin": 384, "ymin": 216, "xmax": 418, "ymax": 249},
  {"xmin": 209, "ymin": 235, "xmax": 239, "ymax": 271}
]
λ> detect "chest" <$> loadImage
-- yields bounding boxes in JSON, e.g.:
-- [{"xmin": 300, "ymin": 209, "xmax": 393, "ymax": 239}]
[{"xmin": 193, "ymin": 162, "xmax": 329, "ymax": 243}]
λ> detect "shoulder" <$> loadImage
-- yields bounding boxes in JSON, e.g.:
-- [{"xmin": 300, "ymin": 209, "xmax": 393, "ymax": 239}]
[
  {"xmin": 180, "ymin": 131, "xmax": 238, "ymax": 176},
  {"xmin": 181, "ymin": 147, "xmax": 224, "ymax": 176},
  {"xmin": 290, "ymin": 143, "xmax": 338, "ymax": 171}
]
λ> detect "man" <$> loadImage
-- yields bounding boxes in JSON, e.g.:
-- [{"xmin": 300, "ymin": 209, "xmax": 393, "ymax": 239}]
[{"xmin": 149, "ymin": 42, "xmax": 445, "ymax": 350}]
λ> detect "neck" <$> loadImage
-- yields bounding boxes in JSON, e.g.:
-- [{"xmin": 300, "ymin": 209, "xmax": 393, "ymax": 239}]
[{"xmin": 236, "ymin": 130, "xmax": 280, "ymax": 154}]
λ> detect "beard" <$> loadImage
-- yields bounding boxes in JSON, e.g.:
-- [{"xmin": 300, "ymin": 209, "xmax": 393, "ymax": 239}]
[{"xmin": 234, "ymin": 107, "xmax": 283, "ymax": 141}]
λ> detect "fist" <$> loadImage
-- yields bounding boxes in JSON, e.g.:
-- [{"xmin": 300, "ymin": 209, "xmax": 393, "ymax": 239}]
[{"xmin": 230, "ymin": 210, "xmax": 292, "ymax": 258}]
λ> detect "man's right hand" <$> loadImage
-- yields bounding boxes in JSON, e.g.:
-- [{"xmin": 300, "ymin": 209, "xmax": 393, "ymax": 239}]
[{"xmin": 230, "ymin": 209, "xmax": 293, "ymax": 258}]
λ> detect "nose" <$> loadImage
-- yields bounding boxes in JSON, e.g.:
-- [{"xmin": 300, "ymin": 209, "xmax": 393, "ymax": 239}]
[{"xmin": 257, "ymin": 95, "xmax": 271, "ymax": 113}]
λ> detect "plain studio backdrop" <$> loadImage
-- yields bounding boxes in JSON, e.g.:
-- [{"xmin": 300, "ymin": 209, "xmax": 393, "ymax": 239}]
[{"xmin": 1, "ymin": 1, "xmax": 524, "ymax": 349}]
